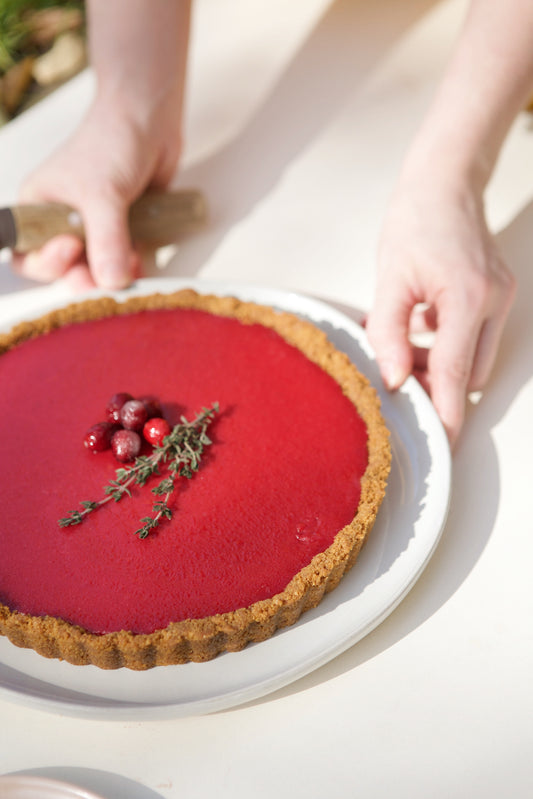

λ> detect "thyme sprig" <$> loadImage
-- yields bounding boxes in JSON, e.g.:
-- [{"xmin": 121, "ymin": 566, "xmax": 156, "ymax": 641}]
[{"xmin": 59, "ymin": 402, "xmax": 219, "ymax": 539}]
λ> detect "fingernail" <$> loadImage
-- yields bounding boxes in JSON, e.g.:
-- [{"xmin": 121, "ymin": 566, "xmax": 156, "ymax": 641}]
[
  {"xmin": 381, "ymin": 361, "xmax": 405, "ymax": 391},
  {"xmin": 22, "ymin": 252, "xmax": 41, "ymax": 279},
  {"xmin": 96, "ymin": 260, "xmax": 133, "ymax": 290},
  {"xmin": 23, "ymin": 250, "xmax": 64, "ymax": 281}
]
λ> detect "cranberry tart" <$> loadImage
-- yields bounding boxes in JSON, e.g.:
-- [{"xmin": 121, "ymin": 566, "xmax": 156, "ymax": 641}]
[{"xmin": 0, "ymin": 290, "xmax": 390, "ymax": 669}]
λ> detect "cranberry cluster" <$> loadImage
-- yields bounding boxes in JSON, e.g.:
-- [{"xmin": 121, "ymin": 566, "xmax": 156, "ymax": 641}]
[{"xmin": 84, "ymin": 392, "xmax": 171, "ymax": 463}]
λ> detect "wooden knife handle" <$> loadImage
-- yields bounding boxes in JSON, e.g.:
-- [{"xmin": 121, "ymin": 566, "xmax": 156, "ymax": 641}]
[{"xmin": 11, "ymin": 189, "xmax": 207, "ymax": 252}]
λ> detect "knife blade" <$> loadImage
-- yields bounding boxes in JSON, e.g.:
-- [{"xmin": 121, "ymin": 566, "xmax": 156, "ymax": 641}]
[{"xmin": 0, "ymin": 189, "xmax": 207, "ymax": 252}]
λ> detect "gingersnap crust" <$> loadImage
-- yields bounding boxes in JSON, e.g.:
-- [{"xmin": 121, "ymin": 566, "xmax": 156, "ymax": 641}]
[{"xmin": 0, "ymin": 289, "xmax": 391, "ymax": 669}]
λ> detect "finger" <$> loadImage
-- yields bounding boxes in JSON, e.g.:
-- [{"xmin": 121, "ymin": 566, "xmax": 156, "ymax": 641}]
[
  {"xmin": 62, "ymin": 263, "xmax": 97, "ymax": 292},
  {"xmin": 366, "ymin": 282, "xmax": 415, "ymax": 391},
  {"xmin": 468, "ymin": 275, "xmax": 516, "ymax": 391},
  {"xmin": 12, "ymin": 235, "xmax": 85, "ymax": 282},
  {"xmin": 427, "ymin": 306, "xmax": 481, "ymax": 446},
  {"xmin": 412, "ymin": 367, "xmax": 431, "ymax": 395},
  {"xmin": 81, "ymin": 195, "xmax": 137, "ymax": 290}
]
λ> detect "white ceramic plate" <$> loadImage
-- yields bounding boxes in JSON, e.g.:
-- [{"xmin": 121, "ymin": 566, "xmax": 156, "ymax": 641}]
[
  {"xmin": 0, "ymin": 278, "xmax": 451, "ymax": 719},
  {"xmin": 0, "ymin": 776, "xmax": 105, "ymax": 799}
]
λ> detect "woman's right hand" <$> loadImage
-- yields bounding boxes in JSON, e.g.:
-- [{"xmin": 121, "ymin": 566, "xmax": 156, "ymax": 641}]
[
  {"xmin": 12, "ymin": 0, "xmax": 190, "ymax": 291},
  {"xmin": 12, "ymin": 94, "xmax": 183, "ymax": 291}
]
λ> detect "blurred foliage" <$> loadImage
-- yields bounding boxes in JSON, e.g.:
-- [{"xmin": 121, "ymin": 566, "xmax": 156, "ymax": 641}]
[{"xmin": 0, "ymin": 0, "xmax": 85, "ymax": 74}]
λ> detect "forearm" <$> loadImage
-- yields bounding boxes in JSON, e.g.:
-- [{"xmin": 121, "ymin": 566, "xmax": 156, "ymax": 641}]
[
  {"xmin": 401, "ymin": 0, "xmax": 533, "ymax": 191},
  {"xmin": 87, "ymin": 0, "xmax": 191, "ymax": 121},
  {"xmin": 15, "ymin": 0, "xmax": 193, "ymax": 289}
]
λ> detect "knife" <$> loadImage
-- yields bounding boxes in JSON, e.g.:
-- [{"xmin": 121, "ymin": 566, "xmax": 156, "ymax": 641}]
[{"xmin": 0, "ymin": 189, "xmax": 207, "ymax": 252}]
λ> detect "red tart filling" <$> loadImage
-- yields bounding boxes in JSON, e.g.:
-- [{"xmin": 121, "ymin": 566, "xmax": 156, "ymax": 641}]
[{"xmin": 0, "ymin": 306, "xmax": 368, "ymax": 635}]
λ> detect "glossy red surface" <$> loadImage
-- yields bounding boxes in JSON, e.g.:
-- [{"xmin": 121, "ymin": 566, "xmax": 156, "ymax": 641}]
[{"xmin": 0, "ymin": 308, "xmax": 368, "ymax": 634}]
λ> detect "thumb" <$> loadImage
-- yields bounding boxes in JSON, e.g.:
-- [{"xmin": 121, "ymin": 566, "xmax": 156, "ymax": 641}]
[{"xmin": 82, "ymin": 194, "xmax": 138, "ymax": 290}]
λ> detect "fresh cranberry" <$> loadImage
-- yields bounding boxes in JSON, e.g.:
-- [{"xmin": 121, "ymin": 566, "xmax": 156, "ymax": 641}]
[
  {"xmin": 139, "ymin": 395, "xmax": 163, "ymax": 419},
  {"xmin": 143, "ymin": 417, "xmax": 172, "ymax": 446},
  {"xmin": 84, "ymin": 422, "xmax": 117, "ymax": 453},
  {"xmin": 106, "ymin": 392, "xmax": 133, "ymax": 423},
  {"xmin": 111, "ymin": 429, "xmax": 141, "ymax": 462},
  {"xmin": 119, "ymin": 399, "xmax": 148, "ymax": 431}
]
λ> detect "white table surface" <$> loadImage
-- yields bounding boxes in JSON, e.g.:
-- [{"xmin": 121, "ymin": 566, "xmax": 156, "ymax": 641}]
[{"xmin": 1, "ymin": 1, "xmax": 532, "ymax": 797}]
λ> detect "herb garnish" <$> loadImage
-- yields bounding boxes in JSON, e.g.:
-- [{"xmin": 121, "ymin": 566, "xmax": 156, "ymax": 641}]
[{"xmin": 59, "ymin": 402, "xmax": 219, "ymax": 538}]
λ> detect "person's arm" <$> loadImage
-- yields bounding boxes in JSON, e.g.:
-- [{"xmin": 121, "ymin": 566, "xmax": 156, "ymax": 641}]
[
  {"xmin": 366, "ymin": 0, "xmax": 533, "ymax": 445},
  {"xmin": 13, "ymin": 0, "xmax": 191, "ymax": 290}
]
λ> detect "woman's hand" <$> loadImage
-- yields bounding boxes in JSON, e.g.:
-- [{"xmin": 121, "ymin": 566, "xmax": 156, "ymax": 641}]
[
  {"xmin": 366, "ymin": 177, "xmax": 516, "ymax": 446},
  {"xmin": 12, "ymin": 0, "xmax": 190, "ymax": 291},
  {"xmin": 12, "ymin": 97, "xmax": 183, "ymax": 290}
]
